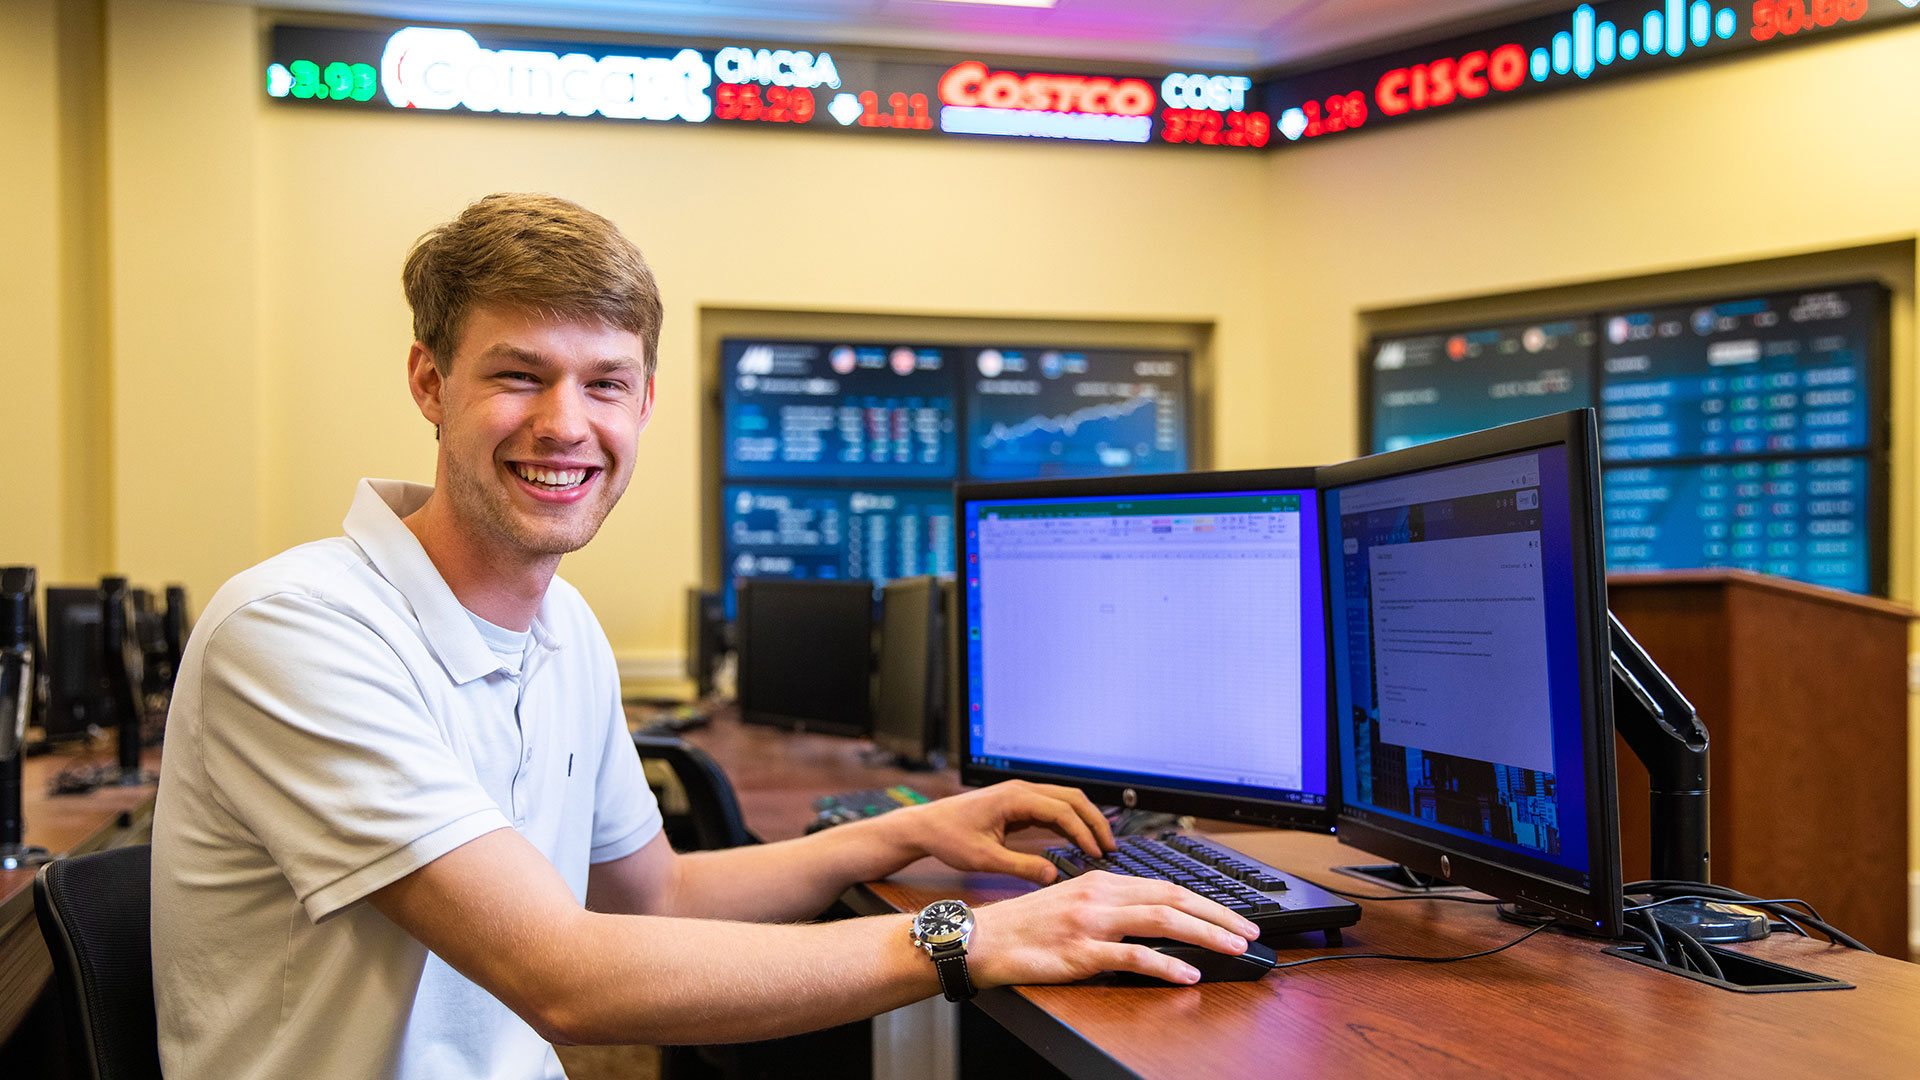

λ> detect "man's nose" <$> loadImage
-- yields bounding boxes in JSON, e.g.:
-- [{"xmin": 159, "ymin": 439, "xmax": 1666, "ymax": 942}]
[{"xmin": 531, "ymin": 384, "xmax": 591, "ymax": 445}]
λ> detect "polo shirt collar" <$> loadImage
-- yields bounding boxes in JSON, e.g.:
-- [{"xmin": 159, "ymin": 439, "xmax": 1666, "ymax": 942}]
[{"xmin": 343, "ymin": 479, "xmax": 564, "ymax": 685}]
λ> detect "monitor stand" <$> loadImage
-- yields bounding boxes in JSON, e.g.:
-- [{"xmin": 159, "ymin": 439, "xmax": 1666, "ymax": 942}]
[
  {"xmin": 1330, "ymin": 862, "xmax": 1470, "ymax": 894},
  {"xmin": 1610, "ymin": 612, "xmax": 1766, "ymax": 944}
]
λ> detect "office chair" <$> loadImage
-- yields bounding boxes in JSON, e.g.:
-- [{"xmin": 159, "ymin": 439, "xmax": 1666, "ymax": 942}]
[
  {"xmin": 632, "ymin": 733, "xmax": 755, "ymax": 851},
  {"xmin": 32, "ymin": 844, "xmax": 161, "ymax": 1080},
  {"xmin": 630, "ymin": 737, "xmax": 869, "ymax": 1080}
]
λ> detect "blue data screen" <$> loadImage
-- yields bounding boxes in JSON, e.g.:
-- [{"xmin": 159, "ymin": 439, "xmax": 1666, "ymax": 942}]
[
  {"xmin": 721, "ymin": 340, "xmax": 958, "ymax": 480},
  {"xmin": 1604, "ymin": 456, "xmax": 1871, "ymax": 593},
  {"xmin": 1598, "ymin": 288, "xmax": 1878, "ymax": 463},
  {"xmin": 1367, "ymin": 320, "xmax": 1595, "ymax": 453},
  {"xmin": 722, "ymin": 484, "xmax": 956, "ymax": 614},
  {"xmin": 964, "ymin": 348, "xmax": 1188, "ymax": 480}
]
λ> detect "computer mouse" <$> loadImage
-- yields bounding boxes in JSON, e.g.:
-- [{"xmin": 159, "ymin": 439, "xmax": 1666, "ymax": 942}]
[{"xmin": 1120, "ymin": 937, "xmax": 1278, "ymax": 983}]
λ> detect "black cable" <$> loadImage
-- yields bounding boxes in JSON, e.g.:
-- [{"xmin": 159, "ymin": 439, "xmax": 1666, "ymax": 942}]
[
  {"xmin": 1625, "ymin": 894, "xmax": 1815, "ymax": 915},
  {"xmin": 1626, "ymin": 881, "xmax": 1828, "ymax": 924},
  {"xmin": 1621, "ymin": 920, "xmax": 1667, "ymax": 966},
  {"xmin": 1667, "ymin": 922, "xmax": 1725, "ymax": 981},
  {"xmin": 1266, "ymin": 919, "xmax": 1553, "ymax": 971}
]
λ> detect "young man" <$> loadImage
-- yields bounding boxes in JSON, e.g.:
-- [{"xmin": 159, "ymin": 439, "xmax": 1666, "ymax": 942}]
[{"xmin": 151, "ymin": 194, "xmax": 1258, "ymax": 1079}]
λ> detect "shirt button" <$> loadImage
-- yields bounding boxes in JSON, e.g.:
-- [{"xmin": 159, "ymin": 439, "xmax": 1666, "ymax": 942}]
[{"xmin": 523, "ymin": 749, "xmax": 532, "ymax": 763}]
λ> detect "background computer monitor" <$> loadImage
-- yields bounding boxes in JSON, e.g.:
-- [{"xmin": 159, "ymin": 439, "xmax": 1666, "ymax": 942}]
[
  {"xmin": 1320, "ymin": 409, "xmax": 1623, "ymax": 936},
  {"xmin": 162, "ymin": 584, "xmax": 190, "ymax": 681},
  {"xmin": 956, "ymin": 468, "xmax": 1333, "ymax": 830},
  {"xmin": 44, "ymin": 586, "xmax": 110, "ymax": 743},
  {"xmin": 735, "ymin": 579, "xmax": 875, "ymax": 737},
  {"xmin": 874, "ymin": 575, "xmax": 947, "ymax": 767}
]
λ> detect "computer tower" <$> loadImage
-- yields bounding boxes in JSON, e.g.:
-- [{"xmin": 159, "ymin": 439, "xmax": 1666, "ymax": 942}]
[
  {"xmin": 735, "ymin": 579, "xmax": 875, "ymax": 738},
  {"xmin": 874, "ymin": 576, "xmax": 947, "ymax": 767},
  {"xmin": 44, "ymin": 587, "xmax": 111, "ymax": 743},
  {"xmin": 683, "ymin": 587, "xmax": 727, "ymax": 700}
]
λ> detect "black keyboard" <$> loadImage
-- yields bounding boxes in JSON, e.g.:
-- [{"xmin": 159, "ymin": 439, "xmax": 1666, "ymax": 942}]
[
  {"xmin": 805, "ymin": 785, "xmax": 931, "ymax": 832},
  {"xmin": 1044, "ymin": 834, "xmax": 1360, "ymax": 947}
]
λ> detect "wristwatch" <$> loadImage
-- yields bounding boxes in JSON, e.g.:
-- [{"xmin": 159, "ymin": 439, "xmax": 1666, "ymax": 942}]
[{"xmin": 910, "ymin": 899, "xmax": 976, "ymax": 1002}]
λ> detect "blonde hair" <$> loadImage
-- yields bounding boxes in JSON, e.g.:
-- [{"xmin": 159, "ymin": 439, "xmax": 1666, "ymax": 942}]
[{"xmin": 402, "ymin": 193, "xmax": 662, "ymax": 379}]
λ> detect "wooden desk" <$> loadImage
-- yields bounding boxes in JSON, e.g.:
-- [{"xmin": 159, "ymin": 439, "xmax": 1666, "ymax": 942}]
[
  {"xmin": 671, "ymin": 709, "xmax": 965, "ymax": 842},
  {"xmin": 857, "ymin": 828, "xmax": 1920, "ymax": 1080},
  {"xmin": 0, "ymin": 748, "xmax": 161, "ymax": 1044}
]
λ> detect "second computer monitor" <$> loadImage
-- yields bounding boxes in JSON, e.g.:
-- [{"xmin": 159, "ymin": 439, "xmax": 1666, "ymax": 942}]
[
  {"xmin": 1320, "ymin": 410, "xmax": 1623, "ymax": 935},
  {"xmin": 874, "ymin": 575, "xmax": 947, "ymax": 767},
  {"xmin": 957, "ymin": 469, "xmax": 1333, "ymax": 830},
  {"xmin": 735, "ymin": 578, "xmax": 876, "ymax": 738}
]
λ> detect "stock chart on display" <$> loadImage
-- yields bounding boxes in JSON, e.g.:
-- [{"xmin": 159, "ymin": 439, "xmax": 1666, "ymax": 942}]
[
  {"xmin": 964, "ymin": 347, "xmax": 1189, "ymax": 479},
  {"xmin": 719, "ymin": 339, "xmax": 1191, "ymax": 607},
  {"xmin": 1367, "ymin": 319, "xmax": 1596, "ymax": 453}
]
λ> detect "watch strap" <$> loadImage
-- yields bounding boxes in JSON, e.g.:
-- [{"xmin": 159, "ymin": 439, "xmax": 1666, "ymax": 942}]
[{"xmin": 930, "ymin": 943, "xmax": 975, "ymax": 1002}]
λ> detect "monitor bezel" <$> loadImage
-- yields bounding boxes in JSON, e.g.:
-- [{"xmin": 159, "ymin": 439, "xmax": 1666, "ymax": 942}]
[
  {"xmin": 1319, "ymin": 409, "xmax": 1624, "ymax": 937},
  {"xmin": 955, "ymin": 466, "xmax": 1337, "ymax": 833}
]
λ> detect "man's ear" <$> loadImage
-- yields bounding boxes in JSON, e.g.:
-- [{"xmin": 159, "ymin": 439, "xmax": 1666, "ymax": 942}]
[
  {"xmin": 407, "ymin": 343, "xmax": 445, "ymax": 429},
  {"xmin": 634, "ymin": 371, "xmax": 657, "ymax": 435}
]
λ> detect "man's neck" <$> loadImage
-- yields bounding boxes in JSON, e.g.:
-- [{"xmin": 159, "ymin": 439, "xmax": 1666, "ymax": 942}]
[{"xmin": 402, "ymin": 493, "xmax": 557, "ymax": 633}]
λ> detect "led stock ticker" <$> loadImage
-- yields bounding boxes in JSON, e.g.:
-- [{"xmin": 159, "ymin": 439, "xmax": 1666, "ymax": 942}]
[{"xmin": 270, "ymin": 4, "xmax": 1920, "ymax": 148}]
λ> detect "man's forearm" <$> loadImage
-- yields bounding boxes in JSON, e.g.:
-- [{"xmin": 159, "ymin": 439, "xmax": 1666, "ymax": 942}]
[
  {"xmin": 662, "ymin": 811, "xmax": 926, "ymax": 922},
  {"xmin": 542, "ymin": 909, "xmax": 936, "ymax": 1045}
]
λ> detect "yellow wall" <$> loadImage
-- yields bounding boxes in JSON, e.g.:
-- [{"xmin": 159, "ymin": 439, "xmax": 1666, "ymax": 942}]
[
  {"xmin": 0, "ymin": 1, "xmax": 66, "ymax": 579},
  {"xmin": 5, "ymin": 1, "xmax": 1917, "ymax": 866}
]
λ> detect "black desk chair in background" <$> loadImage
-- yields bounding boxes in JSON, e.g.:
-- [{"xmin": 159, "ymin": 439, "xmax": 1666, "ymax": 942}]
[
  {"xmin": 631, "ymin": 734, "xmax": 869, "ymax": 1080},
  {"xmin": 32, "ymin": 844, "xmax": 161, "ymax": 1080},
  {"xmin": 633, "ymin": 733, "xmax": 755, "ymax": 852}
]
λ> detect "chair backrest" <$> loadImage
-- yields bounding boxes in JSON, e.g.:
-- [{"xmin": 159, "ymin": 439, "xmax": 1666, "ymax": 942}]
[
  {"xmin": 633, "ymin": 734, "xmax": 755, "ymax": 850},
  {"xmin": 33, "ymin": 844, "xmax": 161, "ymax": 1080}
]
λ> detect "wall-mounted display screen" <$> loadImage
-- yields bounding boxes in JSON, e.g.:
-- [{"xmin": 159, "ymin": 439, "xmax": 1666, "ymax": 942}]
[
  {"xmin": 1597, "ymin": 286, "xmax": 1879, "ymax": 462},
  {"xmin": 1603, "ymin": 456, "xmax": 1873, "ymax": 593},
  {"xmin": 718, "ymin": 337, "xmax": 1192, "ymax": 611},
  {"xmin": 1367, "ymin": 318, "xmax": 1596, "ymax": 453},
  {"xmin": 964, "ymin": 347, "xmax": 1189, "ymax": 480},
  {"xmin": 722, "ymin": 484, "xmax": 956, "ymax": 600},
  {"xmin": 1361, "ymin": 281, "xmax": 1887, "ymax": 595},
  {"xmin": 721, "ymin": 340, "xmax": 958, "ymax": 480}
]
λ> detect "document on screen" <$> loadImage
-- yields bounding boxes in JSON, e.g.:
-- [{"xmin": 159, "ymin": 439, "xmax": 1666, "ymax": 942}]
[{"xmin": 1367, "ymin": 530, "xmax": 1554, "ymax": 773}]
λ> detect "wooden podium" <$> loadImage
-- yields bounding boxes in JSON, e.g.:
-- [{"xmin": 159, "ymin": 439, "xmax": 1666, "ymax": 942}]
[{"xmin": 1608, "ymin": 569, "xmax": 1912, "ymax": 956}]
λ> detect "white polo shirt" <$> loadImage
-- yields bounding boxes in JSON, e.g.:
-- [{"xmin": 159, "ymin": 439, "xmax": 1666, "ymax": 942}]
[{"xmin": 152, "ymin": 479, "xmax": 661, "ymax": 1080}]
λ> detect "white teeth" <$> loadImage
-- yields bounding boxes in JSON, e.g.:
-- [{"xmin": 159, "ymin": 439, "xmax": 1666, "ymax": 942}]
[{"xmin": 513, "ymin": 464, "xmax": 589, "ymax": 490}]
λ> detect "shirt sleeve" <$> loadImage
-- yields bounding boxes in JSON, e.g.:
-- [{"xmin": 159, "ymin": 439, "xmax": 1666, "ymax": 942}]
[
  {"xmin": 196, "ymin": 592, "xmax": 512, "ymax": 922},
  {"xmin": 587, "ymin": 649, "xmax": 662, "ymax": 864}
]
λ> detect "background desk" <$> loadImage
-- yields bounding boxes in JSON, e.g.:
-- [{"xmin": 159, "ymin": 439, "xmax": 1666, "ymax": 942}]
[{"xmin": 0, "ymin": 748, "xmax": 160, "ymax": 1053}]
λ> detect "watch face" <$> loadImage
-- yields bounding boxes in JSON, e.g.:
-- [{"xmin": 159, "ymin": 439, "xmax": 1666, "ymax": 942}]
[{"xmin": 915, "ymin": 900, "xmax": 973, "ymax": 947}]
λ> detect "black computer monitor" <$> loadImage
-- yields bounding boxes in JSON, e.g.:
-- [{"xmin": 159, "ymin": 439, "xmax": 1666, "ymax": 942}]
[
  {"xmin": 735, "ymin": 579, "xmax": 875, "ymax": 737},
  {"xmin": 130, "ymin": 588, "xmax": 171, "ymax": 697},
  {"xmin": 682, "ymin": 587, "xmax": 727, "ymax": 700},
  {"xmin": 1321, "ymin": 410, "xmax": 1623, "ymax": 936},
  {"xmin": 957, "ymin": 468, "xmax": 1334, "ymax": 830},
  {"xmin": 874, "ymin": 576, "xmax": 947, "ymax": 767},
  {"xmin": 44, "ymin": 586, "xmax": 110, "ymax": 743}
]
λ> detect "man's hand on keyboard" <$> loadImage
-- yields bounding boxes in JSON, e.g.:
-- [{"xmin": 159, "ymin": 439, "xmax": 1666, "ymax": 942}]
[
  {"xmin": 881, "ymin": 779, "xmax": 1117, "ymax": 884},
  {"xmin": 969, "ymin": 872, "xmax": 1262, "ymax": 987}
]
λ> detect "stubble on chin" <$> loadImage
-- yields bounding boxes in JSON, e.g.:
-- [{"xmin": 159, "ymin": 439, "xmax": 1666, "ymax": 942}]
[{"xmin": 447, "ymin": 459, "xmax": 614, "ymax": 558}]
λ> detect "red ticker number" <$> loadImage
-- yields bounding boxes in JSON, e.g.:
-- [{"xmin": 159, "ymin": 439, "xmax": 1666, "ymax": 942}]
[
  {"xmin": 859, "ymin": 91, "xmax": 933, "ymax": 129},
  {"xmin": 1300, "ymin": 92, "xmax": 1367, "ymax": 138},
  {"xmin": 1160, "ymin": 109, "xmax": 1271, "ymax": 147},
  {"xmin": 1751, "ymin": 0, "xmax": 1867, "ymax": 39},
  {"xmin": 716, "ymin": 84, "xmax": 817, "ymax": 123}
]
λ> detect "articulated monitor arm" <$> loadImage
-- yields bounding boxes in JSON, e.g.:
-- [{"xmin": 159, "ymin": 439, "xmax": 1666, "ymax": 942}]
[{"xmin": 1609, "ymin": 611, "xmax": 1710, "ymax": 885}]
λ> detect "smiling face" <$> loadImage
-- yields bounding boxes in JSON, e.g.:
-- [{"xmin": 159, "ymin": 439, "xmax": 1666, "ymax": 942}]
[{"xmin": 409, "ymin": 304, "xmax": 654, "ymax": 563}]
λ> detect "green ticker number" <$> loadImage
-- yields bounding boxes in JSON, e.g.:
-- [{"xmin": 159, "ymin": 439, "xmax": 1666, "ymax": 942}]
[{"xmin": 284, "ymin": 59, "xmax": 376, "ymax": 102}]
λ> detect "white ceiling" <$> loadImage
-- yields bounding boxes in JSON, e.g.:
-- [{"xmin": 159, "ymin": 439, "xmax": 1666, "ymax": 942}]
[{"xmin": 232, "ymin": 0, "xmax": 1571, "ymax": 70}]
